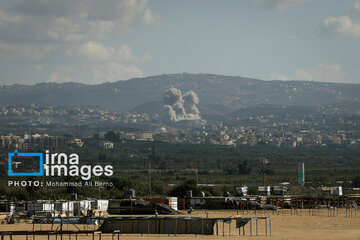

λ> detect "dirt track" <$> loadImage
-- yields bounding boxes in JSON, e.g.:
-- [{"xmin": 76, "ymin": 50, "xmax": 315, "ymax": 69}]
[{"xmin": 1, "ymin": 209, "xmax": 360, "ymax": 239}]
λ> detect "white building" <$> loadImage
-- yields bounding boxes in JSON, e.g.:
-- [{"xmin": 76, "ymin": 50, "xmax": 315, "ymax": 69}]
[{"xmin": 99, "ymin": 141, "xmax": 114, "ymax": 149}]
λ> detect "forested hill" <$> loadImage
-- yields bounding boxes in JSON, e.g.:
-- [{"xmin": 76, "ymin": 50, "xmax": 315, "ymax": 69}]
[{"xmin": 0, "ymin": 73, "xmax": 359, "ymax": 112}]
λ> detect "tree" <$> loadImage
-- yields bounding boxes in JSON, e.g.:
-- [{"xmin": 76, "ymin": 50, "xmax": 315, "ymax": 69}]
[
  {"xmin": 238, "ymin": 161, "xmax": 251, "ymax": 174},
  {"xmin": 110, "ymin": 177, "xmax": 133, "ymax": 191},
  {"xmin": 351, "ymin": 176, "xmax": 360, "ymax": 188},
  {"xmin": 168, "ymin": 179, "xmax": 199, "ymax": 197},
  {"xmin": 104, "ymin": 131, "xmax": 119, "ymax": 141}
]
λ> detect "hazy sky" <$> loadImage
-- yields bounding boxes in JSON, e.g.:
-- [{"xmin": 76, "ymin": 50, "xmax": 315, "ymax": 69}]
[{"xmin": 0, "ymin": 0, "xmax": 359, "ymax": 85}]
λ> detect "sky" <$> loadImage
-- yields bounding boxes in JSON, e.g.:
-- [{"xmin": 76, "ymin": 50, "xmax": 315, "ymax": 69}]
[{"xmin": 0, "ymin": 0, "xmax": 360, "ymax": 85}]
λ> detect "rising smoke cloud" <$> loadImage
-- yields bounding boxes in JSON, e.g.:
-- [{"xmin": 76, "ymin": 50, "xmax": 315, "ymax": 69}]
[{"xmin": 163, "ymin": 88, "xmax": 201, "ymax": 122}]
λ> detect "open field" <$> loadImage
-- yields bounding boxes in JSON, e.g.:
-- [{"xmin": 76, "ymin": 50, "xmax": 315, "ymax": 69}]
[{"xmin": 1, "ymin": 209, "xmax": 360, "ymax": 239}]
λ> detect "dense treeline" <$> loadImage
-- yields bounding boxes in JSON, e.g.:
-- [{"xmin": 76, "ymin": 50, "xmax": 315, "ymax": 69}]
[{"xmin": 0, "ymin": 140, "xmax": 359, "ymax": 200}]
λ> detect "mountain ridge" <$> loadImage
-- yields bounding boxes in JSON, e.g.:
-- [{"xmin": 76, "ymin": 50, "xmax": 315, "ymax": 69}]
[{"xmin": 0, "ymin": 73, "xmax": 359, "ymax": 113}]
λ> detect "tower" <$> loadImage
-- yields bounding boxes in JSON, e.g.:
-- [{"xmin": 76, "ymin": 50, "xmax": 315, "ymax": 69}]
[{"xmin": 298, "ymin": 162, "xmax": 305, "ymax": 187}]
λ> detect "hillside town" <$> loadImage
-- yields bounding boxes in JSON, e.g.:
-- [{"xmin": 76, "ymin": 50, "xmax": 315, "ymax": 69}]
[{"xmin": 0, "ymin": 104, "xmax": 359, "ymax": 148}]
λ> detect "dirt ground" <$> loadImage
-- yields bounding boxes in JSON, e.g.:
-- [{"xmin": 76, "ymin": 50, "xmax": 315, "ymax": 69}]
[{"xmin": 1, "ymin": 209, "xmax": 360, "ymax": 240}]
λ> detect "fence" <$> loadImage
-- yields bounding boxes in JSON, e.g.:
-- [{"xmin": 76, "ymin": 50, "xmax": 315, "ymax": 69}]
[{"xmin": 0, "ymin": 216, "xmax": 272, "ymax": 239}]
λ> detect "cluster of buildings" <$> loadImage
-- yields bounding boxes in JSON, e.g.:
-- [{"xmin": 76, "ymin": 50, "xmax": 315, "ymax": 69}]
[
  {"xmin": 153, "ymin": 121, "xmax": 360, "ymax": 147},
  {"xmin": 0, "ymin": 198, "xmax": 109, "ymax": 217},
  {"xmin": 0, "ymin": 134, "xmax": 67, "ymax": 150},
  {"xmin": 0, "ymin": 195, "xmax": 179, "ymax": 217},
  {"xmin": 0, "ymin": 133, "xmax": 87, "ymax": 151},
  {"xmin": 0, "ymin": 104, "xmax": 359, "ymax": 148},
  {"xmin": 97, "ymin": 131, "xmax": 154, "ymax": 142},
  {"xmin": 0, "ymin": 105, "xmax": 151, "ymax": 127},
  {"xmin": 120, "ymin": 132, "xmax": 153, "ymax": 141},
  {"xmin": 0, "ymin": 131, "xmax": 155, "ymax": 151}
]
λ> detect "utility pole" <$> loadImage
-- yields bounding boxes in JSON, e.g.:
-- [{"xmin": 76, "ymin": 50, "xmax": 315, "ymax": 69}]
[
  {"xmin": 196, "ymin": 169, "xmax": 199, "ymax": 186},
  {"xmin": 148, "ymin": 147, "xmax": 152, "ymax": 196},
  {"xmin": 149, "ymin": 158, "xmax": 152, "ymax": 196},
  {"xmin": 98, "ymin": 176, "xmax": 101, "ymax": 199},
  {"xmin": 196, "ymin": 161, "xmax": 199, "ymax": 186}
]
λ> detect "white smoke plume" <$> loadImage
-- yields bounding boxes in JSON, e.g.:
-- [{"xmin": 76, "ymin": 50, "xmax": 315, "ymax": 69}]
[{"xmin": 163, "ymin": 88, "xmax": 201, "ymax": 122}]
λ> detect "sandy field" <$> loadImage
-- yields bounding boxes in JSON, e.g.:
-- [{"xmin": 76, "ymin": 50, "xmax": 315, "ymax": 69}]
[{"xmin": 1, "ymin": 209, "xmax": 360, "ymax": 240}]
